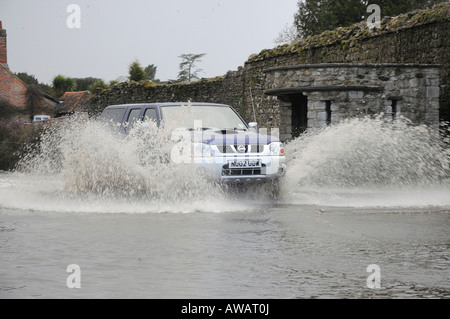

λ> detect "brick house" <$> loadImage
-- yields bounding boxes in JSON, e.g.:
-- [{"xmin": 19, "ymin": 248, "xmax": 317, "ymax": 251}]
[{"xmin": 0, "ymin": 21, "xmax": 59, "ymax": 122}]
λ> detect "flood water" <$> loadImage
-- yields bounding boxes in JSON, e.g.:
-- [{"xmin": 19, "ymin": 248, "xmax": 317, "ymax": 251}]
[
  {"xmin": 1, "ymin": 116, "xmax": 450, "ymax": 299},
  {"xmin": 1, "ymin": 199, "xmax": 450, "ymax": 299}
]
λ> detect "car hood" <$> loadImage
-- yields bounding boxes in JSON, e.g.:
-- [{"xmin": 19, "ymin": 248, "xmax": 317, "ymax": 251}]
[{"xmin": 189, "ymin": 129, "xmax": 279, "ymax": 145}]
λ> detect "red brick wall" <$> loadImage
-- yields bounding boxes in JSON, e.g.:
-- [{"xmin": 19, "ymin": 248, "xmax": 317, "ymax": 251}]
[{"xmin": 0, "ymin": 64, "xmax": 27, "ymax": 108}]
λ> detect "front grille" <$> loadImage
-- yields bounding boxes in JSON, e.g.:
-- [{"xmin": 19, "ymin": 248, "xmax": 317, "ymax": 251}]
[
  {"xmin": 221, "ymin": 164, "xmax": 266, "ymax": 176},
  {"xmin": 217, "ymin": 144, "xmax": 265, "ymax": 154},
  {"xmin": 218, "ymin": 145, "xmax": 236, "ymax": 153}
]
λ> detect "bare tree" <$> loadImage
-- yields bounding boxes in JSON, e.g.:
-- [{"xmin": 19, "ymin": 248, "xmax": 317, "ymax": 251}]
[
  {"xmin": 274, "ymin": 23, "xmax": 300, "ymax": 45},
  {"xmin": 177, "ymin": 53, "xmax": 206, "ymax": 82}
]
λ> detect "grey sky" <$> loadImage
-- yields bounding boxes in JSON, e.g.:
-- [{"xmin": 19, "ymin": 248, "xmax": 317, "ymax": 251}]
[{"xmin": 0, "ymin": 0, "xmax": 298, "ymax": 85}]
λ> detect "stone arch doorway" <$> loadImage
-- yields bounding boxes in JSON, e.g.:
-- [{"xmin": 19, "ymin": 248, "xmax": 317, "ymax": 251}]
[
  {"xmin": 278, "ymin": 93, "xmax": 308, "ymax": 141},
  {"xmin": 291, "ymin": 93, "xmax": 308, "ymax": 138}
]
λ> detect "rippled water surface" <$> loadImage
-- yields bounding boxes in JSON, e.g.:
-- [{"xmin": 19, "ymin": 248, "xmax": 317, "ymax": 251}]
[
  {"xmin": 1, "ymin": 116, "xmax": 449, "ymax": 298},
  {"xmin": 1, "ymin": 200, "xmax": 449, "ymax": 299}
]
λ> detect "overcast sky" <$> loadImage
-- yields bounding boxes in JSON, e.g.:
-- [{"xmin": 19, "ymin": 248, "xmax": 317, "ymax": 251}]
[{"xmin": 0, "ymin": 0, "xmax": 298, "ymax": 85}]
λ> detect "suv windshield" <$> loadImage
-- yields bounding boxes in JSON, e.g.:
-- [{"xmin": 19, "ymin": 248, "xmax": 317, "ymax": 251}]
[{"xmin": 160, "ymin": 105, "xmax": 247, "ymax": 131}]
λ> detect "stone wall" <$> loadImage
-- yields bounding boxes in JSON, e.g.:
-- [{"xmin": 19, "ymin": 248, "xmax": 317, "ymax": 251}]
[
  {"xmin": 90, "ymin": 3, "xmax": 450, "ymax": 139},
  {"xmin": 263, "ymin": 64, "xmax": 441, "ymax": 140},
  {"xmin": 89, "ymin": 70, "xmax": 246, "ymax": 118}
]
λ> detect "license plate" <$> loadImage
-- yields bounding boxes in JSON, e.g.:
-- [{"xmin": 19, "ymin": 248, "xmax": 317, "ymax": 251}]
[{"xmin": 229, "ymin": 160, "xmax": 262, "ymax": 168}]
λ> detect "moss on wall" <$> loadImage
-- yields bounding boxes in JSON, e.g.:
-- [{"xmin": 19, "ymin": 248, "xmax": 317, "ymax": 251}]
[{"xmin": 247, "ymin": 3, "xmax": 450, "ymax": 63}]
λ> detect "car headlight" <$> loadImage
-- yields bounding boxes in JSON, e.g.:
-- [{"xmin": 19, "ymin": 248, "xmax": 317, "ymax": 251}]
[
  {"xmin": 269, "ymin": 142, "xmax": 285, "ymax": 156},
  {"xmin": 192, "ymin": 143, "xmax": 213, "ymax": 157}
]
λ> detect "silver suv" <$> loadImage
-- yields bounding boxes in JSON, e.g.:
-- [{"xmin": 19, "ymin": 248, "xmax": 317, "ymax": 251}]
[{"xmin": 98, "ymin": 102, "xmax": 286, "ymax": 183}]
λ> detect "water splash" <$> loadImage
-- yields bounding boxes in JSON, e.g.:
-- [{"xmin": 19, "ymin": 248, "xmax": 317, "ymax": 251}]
[
  {"xmin": 8, "ymin": 116, "xmax": 238, "ymax": 213},
  {"xmin": 281, "ymin": 116, "xmax": 450, "ymax": 207},
  {"xmin": 2, "ymin": 114, "xmax": 450, "ymax": 212}
]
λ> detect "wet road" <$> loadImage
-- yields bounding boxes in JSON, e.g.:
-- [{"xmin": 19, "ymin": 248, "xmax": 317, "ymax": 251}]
[{"xmin": 1, "ymin": 203, "xmax": 449, "ymax": 299}]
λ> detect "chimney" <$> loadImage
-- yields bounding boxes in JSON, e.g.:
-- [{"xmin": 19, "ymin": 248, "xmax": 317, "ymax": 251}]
[{"xmin": 0, "ymin": 21, "xmax": 7, "ymax": 65}]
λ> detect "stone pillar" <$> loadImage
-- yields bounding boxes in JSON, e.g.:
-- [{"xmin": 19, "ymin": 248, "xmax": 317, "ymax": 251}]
[{"xmin": 279, "ymin": 98, "xmax": 292, "ymax": 142}]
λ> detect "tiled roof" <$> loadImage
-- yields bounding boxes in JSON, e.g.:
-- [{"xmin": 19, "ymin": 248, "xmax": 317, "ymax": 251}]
[{"xmin": 57, "ymin": 91, "xmax": 91, "ymax": 113}]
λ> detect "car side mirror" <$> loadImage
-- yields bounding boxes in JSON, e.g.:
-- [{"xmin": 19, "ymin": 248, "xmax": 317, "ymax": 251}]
[{"xmin": 248, "ymin": 122, "xmax": 258, "ymax": 133}]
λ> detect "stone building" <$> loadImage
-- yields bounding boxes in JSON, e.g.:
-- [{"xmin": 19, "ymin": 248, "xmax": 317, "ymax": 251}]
[{"xmin": 263, "ymin": 63, "xmax": 440, "ymax": 140}]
